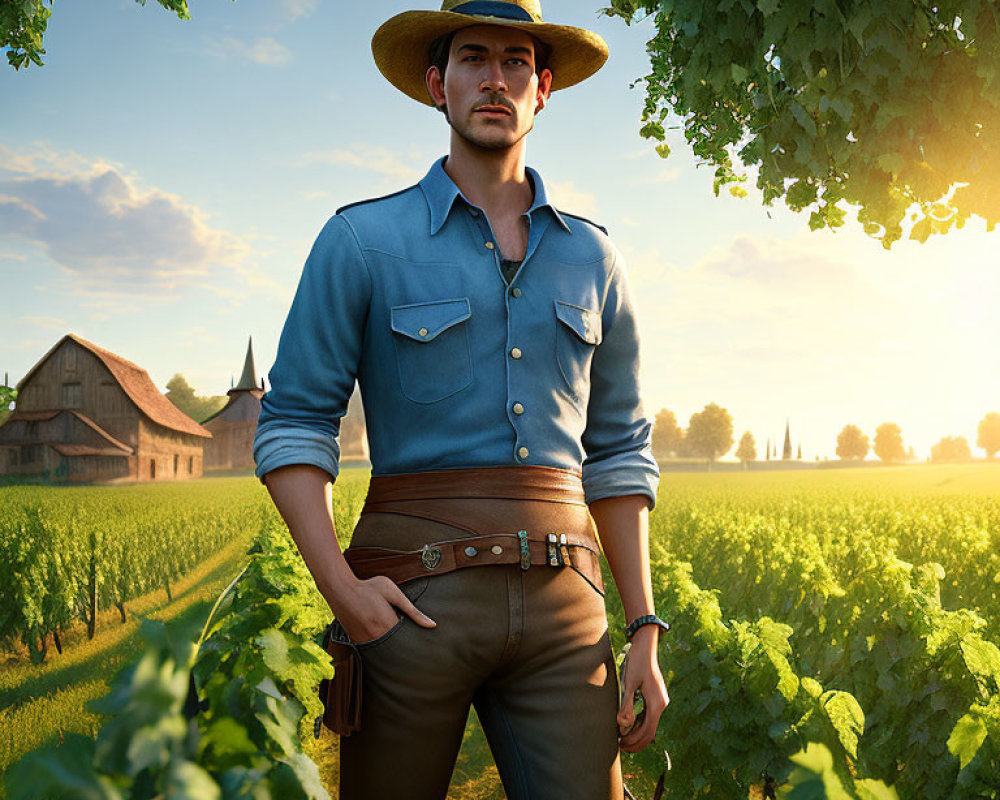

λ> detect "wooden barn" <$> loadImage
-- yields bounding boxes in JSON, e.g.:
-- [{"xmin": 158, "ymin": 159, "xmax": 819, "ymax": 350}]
[
  {"xmin": 202, "ymin": 338, "xmax": 264, "ymax": 471},
  {"xmin": 0, "ymin": 334, "xmax": 211, "ymax": 483}
]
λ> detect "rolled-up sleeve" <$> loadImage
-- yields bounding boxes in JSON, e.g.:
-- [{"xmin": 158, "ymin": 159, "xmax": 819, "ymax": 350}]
[
  {"xmin": 581, "ymin": 247, "xmax": 660, "ymax": 509},
  {"xmin": 253, "ymin": 215, "xmax": 372, "ymax": 485}
]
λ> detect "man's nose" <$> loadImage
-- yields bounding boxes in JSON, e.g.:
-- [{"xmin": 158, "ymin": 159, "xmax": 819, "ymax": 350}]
[{"xmin": 479, "ymin": 58, "xmax": 507, "ymax": 91}]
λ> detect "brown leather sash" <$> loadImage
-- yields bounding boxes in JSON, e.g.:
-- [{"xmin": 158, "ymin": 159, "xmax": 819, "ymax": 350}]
[
  {"xmin": 363, "ymin": 465, "xmax": 588, "ymax": 504},
  {"xmin": 342, "ymin": 466, "xmax": 605, "ymax": 594}
]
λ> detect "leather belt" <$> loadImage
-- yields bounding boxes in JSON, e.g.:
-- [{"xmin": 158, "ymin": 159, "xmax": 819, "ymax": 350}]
[
  {"xmin": 342, "ymin": 466, "xmax": 605, "ymax": 594},
  {"xmin": 362, "ymin": 464, "xmax": 587, "ymax": 504}
]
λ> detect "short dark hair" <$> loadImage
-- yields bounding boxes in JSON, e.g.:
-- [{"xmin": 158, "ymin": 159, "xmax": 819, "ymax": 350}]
[{"xmin": 427, "ymin": 29, "xmax": 552, "ymax": 112}]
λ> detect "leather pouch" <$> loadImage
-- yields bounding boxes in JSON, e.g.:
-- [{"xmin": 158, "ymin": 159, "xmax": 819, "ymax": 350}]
[{"xmin": 318, "ymin": 620, "xmax": 362, "ymax": 736}]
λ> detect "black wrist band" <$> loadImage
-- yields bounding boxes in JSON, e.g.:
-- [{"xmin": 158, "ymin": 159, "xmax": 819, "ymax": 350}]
[{"xmin": 624, "ymin": 614, "xmax": 671, "ymax": 642}]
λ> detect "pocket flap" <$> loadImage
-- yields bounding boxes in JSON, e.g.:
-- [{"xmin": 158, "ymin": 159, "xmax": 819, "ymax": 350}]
[
  {"xmin": 554, "ymin": 300, "xmax": 602, "ymax": 345},
  {"xmin": 391, "ymin": 298, "xmax": 471, "ymax": 342}
]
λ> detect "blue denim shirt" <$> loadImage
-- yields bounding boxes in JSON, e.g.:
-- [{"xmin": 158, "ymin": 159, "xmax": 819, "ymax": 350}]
[{"xmin": 253, "ymin": 157, "xmax": 660, "ymax": 508}]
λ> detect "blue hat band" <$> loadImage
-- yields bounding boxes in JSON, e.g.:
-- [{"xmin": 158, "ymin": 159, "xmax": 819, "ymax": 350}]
[{"xmin": 449, "ymin": 2, "xmax": 535, "ymax": 23}]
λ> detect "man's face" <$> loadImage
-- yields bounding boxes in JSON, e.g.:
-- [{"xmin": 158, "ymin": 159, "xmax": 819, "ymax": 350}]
[{"xmin": 426, "ymin": 24, "xmax": 553, "ymax": 152}]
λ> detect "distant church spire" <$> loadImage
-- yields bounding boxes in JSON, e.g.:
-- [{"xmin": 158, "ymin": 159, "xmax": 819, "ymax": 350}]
[
  {"xmin": 233, "ymin": 336, "xmax": 258, "ymax": 391},
  {"xmin": 783, "ymin": 419, "xmax": 792, "ymax": 460}
]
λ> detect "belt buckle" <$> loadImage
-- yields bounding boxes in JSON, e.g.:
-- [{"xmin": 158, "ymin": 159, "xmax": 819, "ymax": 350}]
[
  {"xmin": 547, "ymin": 533, "xmax": 561, "ymax": 566},
  {"xmin": 518, "ymin": 530, "xmax": 530, "ymax": 570},
  {"xmin": 559, "ymin": 534, "xmax": 572, "ymax": 566}
]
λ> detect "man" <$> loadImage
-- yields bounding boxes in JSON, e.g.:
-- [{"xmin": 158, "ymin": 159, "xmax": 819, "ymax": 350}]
[{"xmin": 253, "ymin": 1, "xmax": 668, "ymax": 798}]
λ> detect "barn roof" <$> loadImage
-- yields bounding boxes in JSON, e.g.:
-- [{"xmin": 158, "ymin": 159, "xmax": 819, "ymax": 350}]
[
  {"xmin": 17, "ymin": 334, "xmax": 211, "ymax": 439},
  {"xmin": 8, "ymin": 410, "xmax": 60, "ymax": 422},
  {"xmin": 2, "ymin": 410, "xmax": 134, "ymax": 453},
  {"xmin": 202, "ymin": 389, "xmax": 263, "ymax": 426},
  {"xmin": 48, "ymin": 443, "xmax": 132, "ymax": 457},
  {"xmin": 67, "ymin": 409, "xmax": 135, "ymax": 452}
]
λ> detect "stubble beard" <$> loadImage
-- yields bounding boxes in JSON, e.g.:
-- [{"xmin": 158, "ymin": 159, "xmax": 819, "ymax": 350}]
[{"xmin": 444, "ymin": 104, "xmax": 535, "ymax": 153}]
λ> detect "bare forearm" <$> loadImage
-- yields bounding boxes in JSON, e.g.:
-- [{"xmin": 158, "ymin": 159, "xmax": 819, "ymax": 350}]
[
  {"xmin": 261, "ymin": 464, "xmax": 358, "ymax": 612},
  {"xmin": 589, "ymin": 494, "xmax": 655, "ymax": 626}
]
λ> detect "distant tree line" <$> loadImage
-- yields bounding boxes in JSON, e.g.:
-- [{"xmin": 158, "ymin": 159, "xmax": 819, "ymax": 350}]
[
  {"xmin": 165, "ymin": 374, "xmax": 227, "ymax": 423},
  {"xmin": 652, "ymin": 406, "xmax": 1000, "ymax": 466}
]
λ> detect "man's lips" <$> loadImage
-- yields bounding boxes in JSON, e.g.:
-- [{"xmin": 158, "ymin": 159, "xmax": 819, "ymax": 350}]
[{"xmin": 474, "ymin": 105, "xmax": 513, "ymax": 116}]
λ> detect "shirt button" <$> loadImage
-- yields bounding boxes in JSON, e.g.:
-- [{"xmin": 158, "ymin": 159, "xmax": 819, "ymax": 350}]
[
  {"xmin": 418, "ymin": 327, "xmax": 428, "ymax": 337},
  {"xmin": 510, "ymin": 347, "xmax": 522, "ymax": 359},
  {"xmin": 469, "ymin": 208, "xmax": 480, "ymax": 217},
  {"xmin": 518, "ymin": 445, "xmax": 529, "ymax": 459},
  {"xmin": 511, "ymin": 287, "xmax": 522, "ymax": 298},
  {"xmin": 485, "ymin": 241, "xmax": 494, "ymax": 250},
  {"xmin": 512, "ymin": 402, "xmax": 525, "ymax": 415}
]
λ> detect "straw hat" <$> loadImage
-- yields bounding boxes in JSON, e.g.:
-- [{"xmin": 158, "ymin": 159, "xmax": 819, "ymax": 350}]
[{"xmin": 372, "ymin": 0, "xmax": 609, "ymax": 106}]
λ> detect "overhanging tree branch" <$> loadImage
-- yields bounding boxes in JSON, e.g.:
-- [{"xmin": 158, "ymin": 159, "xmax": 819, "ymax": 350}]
[{"xmin": 602, "ymin": 0, "xmax": 1000, "ymax": 248}]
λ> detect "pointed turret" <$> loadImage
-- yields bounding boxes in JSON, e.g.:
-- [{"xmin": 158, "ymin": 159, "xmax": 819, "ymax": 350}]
[
  {"xmin": 234, "ymin": 336, "xmax": 258, "ymax": 391},
  {"xmin": 782, "ymin": 419, "xmax": 792, "ymax": 460}
]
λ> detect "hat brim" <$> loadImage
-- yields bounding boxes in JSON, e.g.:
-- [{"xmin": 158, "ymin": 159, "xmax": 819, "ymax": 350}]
[{"xmin": 371, "ymin": 10, "xmax": 609, "ymax": 106}]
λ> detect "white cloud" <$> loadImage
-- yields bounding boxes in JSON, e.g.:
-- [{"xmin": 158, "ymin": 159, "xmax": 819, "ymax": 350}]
[
  {"xmin": 20, "ymin": 316, "xmax": 67, "ymax": 331},
  {"xmin": 546, "ymin": 180, "xmax": 598, "ymax": 218},
  {"xmin": 636, "ymin": 166, "xmax": 681, "ymax": 184},
  {"xmin": 280, "ymin": 0, "xmax": 317, "ymax": 21},
  {"xmin": 221, "ymin": 36, "xmax": 292, "ymax": 66},
  {"xmin": 295, "ymin": 145, "xmax": 424, "ymax": 183},
  {"xmin": 0, "ymin": 147, "xmax": 250, "ymax": 297}
]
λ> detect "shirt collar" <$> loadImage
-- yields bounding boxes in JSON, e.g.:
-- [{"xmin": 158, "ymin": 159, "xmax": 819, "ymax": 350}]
[{"xmin": 419, "ymin": 156, "xmax": 572, "ymax": 236}]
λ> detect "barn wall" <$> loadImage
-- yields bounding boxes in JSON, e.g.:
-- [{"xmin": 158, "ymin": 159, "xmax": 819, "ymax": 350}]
[
  {"xmin": 0, "ymin": 444, "xmax": 133, "ymax": 482},
  {"xmin": 137, "ymin": 418, "xmax": 205, "ymax": 481},
  {"xmin": 0, "ymin": 443, "xmax": 55, "ymax": 477},
  {"xmin": 203, "ymin": 419, "xmax": 256, "ymax": 471},
  {"xmin": 63, "ymin": 452, "xmax": 132, "ymax": 483}
]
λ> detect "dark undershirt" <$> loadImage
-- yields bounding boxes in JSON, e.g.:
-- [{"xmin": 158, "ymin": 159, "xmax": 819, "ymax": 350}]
[{"xmin": 499, "ymin": 258, "xmax": 522, "ymax": 285}]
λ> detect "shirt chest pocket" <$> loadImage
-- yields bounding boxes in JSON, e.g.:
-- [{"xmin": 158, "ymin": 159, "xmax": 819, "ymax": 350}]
[
  {"xmin": 390, "ymin": 298, "xmax": 473, "ymax": 404},
  {"xmin": 554, "ymin": 300, "xmax": 602, "ymax": 402}
]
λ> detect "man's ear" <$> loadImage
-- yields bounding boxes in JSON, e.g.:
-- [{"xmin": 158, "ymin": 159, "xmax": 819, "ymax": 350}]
[
  {"xmin": 426, "ymin": 65, "xmax": 447, "ymax": 110},
  {"xmin": 535, "ymin": 67, "xmax": 553, "ymax": 115}
]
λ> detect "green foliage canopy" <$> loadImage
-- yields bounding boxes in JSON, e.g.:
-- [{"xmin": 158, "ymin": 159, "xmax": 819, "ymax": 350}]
[
  {"xmin": 836, "ymin": 424, "xmax": 870, "ymax": 460},
  {"xmin": 165, "ymin": 373, "xmax": 227, "ymax": 423},
  {"xmin": 873, "ymin": 422, "xmax": 905, "ymax": 463},
  {"xmin": 2, "ymin": 0, "xmax": 197, "ymax": 70},
  {"xmin": 977, "ymin": 411, "xmax": 1000, "ymax": 457},
  {"xmin": 601, "ymin": 0, "xmax": 1000, "ymax": 248},
  {"xmin": 686, "ymin": 401, "xmax": 734, "ymax": 461}
]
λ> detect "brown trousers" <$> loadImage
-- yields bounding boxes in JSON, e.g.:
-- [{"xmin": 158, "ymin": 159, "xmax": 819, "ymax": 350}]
[{"xmin": 338, "ymin": 509, "xmax": 625, "ymax": 800}]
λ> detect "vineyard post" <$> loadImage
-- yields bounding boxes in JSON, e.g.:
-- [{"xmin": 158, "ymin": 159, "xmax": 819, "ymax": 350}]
[{"xmin": 87, "ymin": 529, "xmax": 97, "ymax": 639}]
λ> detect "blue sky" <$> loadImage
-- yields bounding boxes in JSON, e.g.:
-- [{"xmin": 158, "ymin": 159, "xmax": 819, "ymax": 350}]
[{"xmin": 2, "ymin": 0, "xmax": 998, "ymax": 460}]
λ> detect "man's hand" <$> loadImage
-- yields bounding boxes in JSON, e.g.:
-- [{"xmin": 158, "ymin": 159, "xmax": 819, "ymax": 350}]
[
  {"xmin": 332, "ymin": 574, "xmax": 437, "ymax": 644},
  {"xmin": 260, "ymin": 465, "xmax": 438, "ymax": 645},
  {"xmin": 617, "ymin": 625, "xmax": 669, "ymax": 752}
]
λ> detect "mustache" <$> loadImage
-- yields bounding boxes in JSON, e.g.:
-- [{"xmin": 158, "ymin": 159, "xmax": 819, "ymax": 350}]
[{"xmin": 473, "ymin": 93, "xmax": 516, "ymax": 114}]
